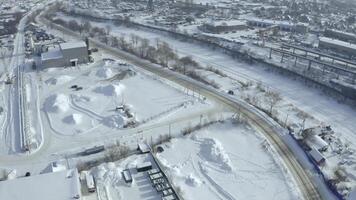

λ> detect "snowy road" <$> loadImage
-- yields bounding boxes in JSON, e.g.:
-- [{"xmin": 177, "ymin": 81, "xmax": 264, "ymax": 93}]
[{"xmin": 3, "ymin": 14, "xmax": 27, "ymax": 154}]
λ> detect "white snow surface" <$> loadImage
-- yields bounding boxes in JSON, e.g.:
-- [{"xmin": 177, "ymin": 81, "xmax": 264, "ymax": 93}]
[
  {"xmin": 45, "ymin": 75, "xmax": 73, "ymax": 85},
  {"xmin": 157, "ymin": 121, "xmax": 299, "ymax": 200},
  {"xmin": 93, "ymin": 83, "xmax": 125, "ymax": 96}
]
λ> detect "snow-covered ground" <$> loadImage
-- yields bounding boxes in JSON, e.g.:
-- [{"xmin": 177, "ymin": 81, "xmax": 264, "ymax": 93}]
[
  {"xmin": 45, "ymin": 12, "xmax": 356, "ymax": 195},
  {"xmin": 156, "ymin": 120, "xmax": 300, "ymax": 200},
  {"xmin": 83, "ymin": 120, "xmax": 301, "ymax": 200},
  {"xmin": 52, "ymin": 13, "xmax": 356, "ymax": 158},
  {"xmin": 40, "ymin": 59, "xmax": 209, "ymax": 136}
]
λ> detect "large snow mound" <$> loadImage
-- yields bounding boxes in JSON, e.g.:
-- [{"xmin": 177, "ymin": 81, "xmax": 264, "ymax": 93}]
[
  {"xmin": 185, "ymin": 174, "xmax": 202, "ymax": 187},
  {"xmin": 45, "ymin": 75, "xmax": 73, "ymax": 85},
  {"xmin": 63, "ymin": 113, "xmax": 83, "ymax": 124},
  {"xmin": 96, "ymin": 68, "xmax": 114, "ymax": 78},
  {"xmin": 44, "ymin": 94, "xmax": 70, "ymax": 113},
  {"xmin": 200, "ymin": 138, "xmax": 234, "ymax": 171},
  {"xmin": 94, "ymin": 84, "xmax": 125, "ymax": 96}
]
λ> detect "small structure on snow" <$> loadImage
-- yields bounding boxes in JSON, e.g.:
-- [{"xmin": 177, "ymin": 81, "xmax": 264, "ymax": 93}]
[
  {"xmin": 137, "ymin": 161, "xmax": 152, "ymax": 172},
  {"xmin": 122, "ymin": 169, "xmax": 133, "ymax": 183},
  {"xmin": 309, "ymin": 148, "xmax": 326, "ymax": 165},
  {"xmin": 138, "ymin": 143, "xmax": 151, "ymax": 154}
]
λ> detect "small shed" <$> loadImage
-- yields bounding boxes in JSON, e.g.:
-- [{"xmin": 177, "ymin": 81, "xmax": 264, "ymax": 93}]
[
  {"xmin": 309, "ymin": 148, "xmax": 326, "ymax": 165},
  {"xmin": 137, "ymin": 161, "xmax": 152, "ymax": 172},
  {"xmin": 122, "ymin": 169, "xmax": 132, "ymax": 183},
  {"xmin": 137, "ymin": 143, "xmax": 151, "ymax": 154}
]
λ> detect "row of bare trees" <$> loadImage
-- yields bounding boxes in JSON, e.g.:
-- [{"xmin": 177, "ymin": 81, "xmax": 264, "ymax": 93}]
[{"xmin": 50, "ymin": 17, "xmax": 221, "ymax": 88}]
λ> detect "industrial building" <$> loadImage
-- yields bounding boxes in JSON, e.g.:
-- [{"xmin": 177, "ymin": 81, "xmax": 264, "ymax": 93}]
[
  {"xmin": 41, "ymin": 41, "xmax": 89, "ymax": 68},
  {"xmin": 247, "ymin": 18, "xmax": 308, "ymax": 34},
  {"xmin": 0, "ymin": 169, "xmax": 82, "ymax": 200},
  {"xmin": 198, "ymin": 21, "xmax": 248, "ymax": 34},
  {"xmin": 324, "ymin": 29, "xmax": 356, "ymax": 43},
  {"xmin": 318, "ymin": 37, "xmax": 356, "ymax": 58}
]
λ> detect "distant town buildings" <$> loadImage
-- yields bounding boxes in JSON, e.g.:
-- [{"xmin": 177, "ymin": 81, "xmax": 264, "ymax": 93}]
[{"xmin": 199, "ymin": 21, "xmax": 248, "ymax": 34}]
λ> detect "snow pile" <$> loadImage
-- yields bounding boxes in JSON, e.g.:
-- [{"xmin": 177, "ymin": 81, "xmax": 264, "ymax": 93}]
[
  {"xmin": 44, "ymin": 94, "xmax": 70, "ymax": 113},
  {"xmin": 62, "ymin": 113, "xmax": 83, "ymax": 124},
  {"xmin": 101, "ymin": 115, "xmax": 126, "ymax": 128},
  {"xmin": 94, "ymin": 84, "xmax": 125, "ymax": 96},
  {"xmin": 45, "ymin": 75, "xmax": 73, "ymax": 85},
  {"xmin": 72, "ymin": 94, "xmax": 92, "ymax": 103},
  {"xmin": 96, "ymin": 68, "xmax": 114, "ymax": 78},
  {"xmin": 185, "ymin": 174, "xmax": 202, "ymax": 187},
  {"xmin": 200, "ymin": 138, "xmax": 234, "ymax": 171},
  {"xmin": 92, "ymin": 163, "xmax": 122, "ymax": 186}
]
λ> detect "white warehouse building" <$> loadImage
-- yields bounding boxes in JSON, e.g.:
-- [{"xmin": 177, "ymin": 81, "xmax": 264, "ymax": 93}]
[{"xmin": 41, "ymin": 41, "xmax": 89, "ymax": 68}]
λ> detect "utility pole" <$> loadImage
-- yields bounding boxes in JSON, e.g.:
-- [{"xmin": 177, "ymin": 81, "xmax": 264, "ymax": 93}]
[{"xmin": 169, "ymin": 123, "xmax": 171, "ymax": 137}]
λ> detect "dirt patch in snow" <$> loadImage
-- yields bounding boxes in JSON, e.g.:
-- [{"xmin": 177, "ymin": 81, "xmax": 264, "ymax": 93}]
[
  {"xmin": 96, "ymin": 68, "xmax": 114, "ymax": 79},
  {"xmin": 45, "ymin": 75, "xmax": 73, "ymax": 85},
  {"xmin": 93, "ymin": 84, "xmax": 125, "ymax": 96},
  {"xmin": 62, "ymin": 113, "xmax": 83, "ymax": 124}
]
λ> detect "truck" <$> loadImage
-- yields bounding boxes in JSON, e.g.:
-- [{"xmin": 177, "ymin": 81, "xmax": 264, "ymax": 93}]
[{"xmin": 85, "ymin": 172, "xmax": 96, "ymax": 193}]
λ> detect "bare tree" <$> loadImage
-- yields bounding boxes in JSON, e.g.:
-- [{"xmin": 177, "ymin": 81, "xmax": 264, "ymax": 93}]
[
  {"xmin": 179, "ymin": 56, "xmax": 197, "ymax": 74},
  {"xmin": 119, "ymin": 35, "xmax": 128, "ymax": 50},
  {"xmin": 146, "ymin": 46, "xmax": 158, "ymax": 62},
  {"xmin": 105, "ymin": 25, "xmax": 112, "ymax": 35},
  {"xmin": 138, "ymin": 38, "xmax": 150, "ymax": 58},
  {"xmin": 111, "ymin": 36, "xmax": 119, "ymax": 48},
  {"xmin": 157, "ymin": 41, "xmax": 176, "ymax": 67},
  {"xmin": 265, "ymin": 90, "xmax": 282, "ymax": 114},
  {"xmin": 68, "ymin": 20, "xmax": 79, "ymax": 31},
  {"xmin": 82, "ymin": 21, "xmax": 92, "ymax": 33}
]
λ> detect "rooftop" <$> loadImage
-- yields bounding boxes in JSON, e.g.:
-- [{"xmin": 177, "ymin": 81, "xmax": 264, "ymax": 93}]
[
  {"xmin": 319, "ymin": 37, "xmax": 356, "ymax": 51},
  {"xmin": 0, "ymin": 169, "xmax": 81, "ymax": 200},
  {"xmin": 41, "ymin": 49, "xmax": 63, "ymax": 61},
  {"xmin": 60, "ymin": 41, "xmax": 87, "ymax": 50}
]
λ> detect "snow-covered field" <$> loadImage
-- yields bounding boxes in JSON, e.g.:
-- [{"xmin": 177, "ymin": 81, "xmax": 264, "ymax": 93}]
[{"xmin": 156, "ymin": 120, "xmax": 299, "ymax": 200}]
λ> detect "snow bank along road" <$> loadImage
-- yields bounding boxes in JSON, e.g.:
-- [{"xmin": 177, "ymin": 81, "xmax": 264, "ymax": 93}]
[
  {"xmin": 38, "ymin": 18, "xmax": 323, "ymax": 200},
  {"xmin": 2, "ymin": 0, "xmax": 53, "ymax": 154},
  {"xmin": 5, "ymin": 10, "xmax": 27, "ymax": 154}
]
